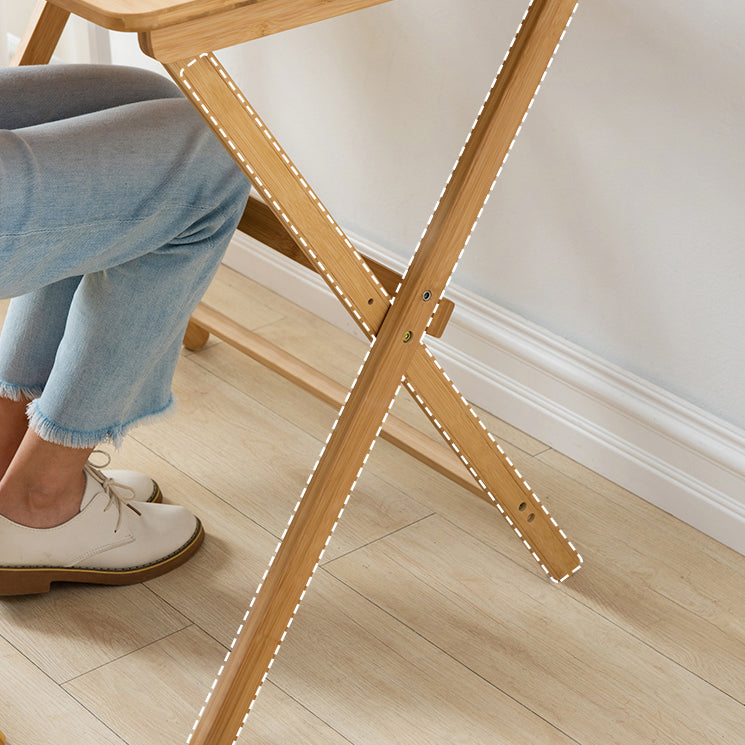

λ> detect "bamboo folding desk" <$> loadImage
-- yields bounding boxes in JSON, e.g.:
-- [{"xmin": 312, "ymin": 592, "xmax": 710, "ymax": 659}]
[{"xmin": 13, "ymin": 1, "xmax": 583, "ymax": 743}]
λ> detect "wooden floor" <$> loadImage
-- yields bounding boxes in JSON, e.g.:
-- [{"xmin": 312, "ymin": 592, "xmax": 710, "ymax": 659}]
[{"xmin": 2, "ymin": 266, "xmax": 745, "ymax": 744}]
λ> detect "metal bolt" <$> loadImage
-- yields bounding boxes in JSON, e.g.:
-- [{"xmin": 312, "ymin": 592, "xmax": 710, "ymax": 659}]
[
  {"xmin": 403, "ymin": 331, "xmax": 413, "ymax": 343},
  {"xmin": 422, "ymin": 290, "xmax": 432, "ymax": 301}
]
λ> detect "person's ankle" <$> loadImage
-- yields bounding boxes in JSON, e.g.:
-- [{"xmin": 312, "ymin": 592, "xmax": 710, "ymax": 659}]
[
  {"xmin": 0, "ymin": 470, "xmax": 86, "ymax": 528},
  {"xmin": 0, "ymin": 396, "xmax": 33, "ymax": 479}
]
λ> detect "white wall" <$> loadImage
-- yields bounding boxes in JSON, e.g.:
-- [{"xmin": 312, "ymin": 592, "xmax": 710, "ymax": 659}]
[
  {"xmin": 211, "ymin": 0, "xmax": 744, "ymax": 433},
  {"xmin": 105, "ymin": 0, "xmax": 745, "ymax": 550},
  {"xmin": 106, "ymin": 1, "xmax": 745, "ymax": 424},
  {"xmin": 5, "ymin": 0, "xmax": 96, "ymax": 64}
]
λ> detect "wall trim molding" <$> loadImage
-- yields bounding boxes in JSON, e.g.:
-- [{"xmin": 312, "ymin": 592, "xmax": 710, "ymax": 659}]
[{"xmin": 224, "ymin": 231, "xmax": 745, "ymax": 556}]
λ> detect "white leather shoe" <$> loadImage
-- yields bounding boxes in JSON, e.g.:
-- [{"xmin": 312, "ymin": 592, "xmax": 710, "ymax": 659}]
[
  {"xmin": 89, "ymin": 467, "xmax": 162, "ymax": 504},
  {"xmin": 85, "ymin": 452, "xmax": 162, "ymax": 504},
  {"xmin": 0, "ymin": 467, "xmax": 203, "ymax": 596}
]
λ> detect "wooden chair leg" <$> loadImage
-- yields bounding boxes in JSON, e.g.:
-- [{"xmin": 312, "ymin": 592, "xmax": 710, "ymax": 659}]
[
  {"xmin": 182, "ymin": 318, "xmax": 210, "ymax": 351},
  {"xmin": 11, "ymin": 0, "xmax": 69, "ymax": 66}
]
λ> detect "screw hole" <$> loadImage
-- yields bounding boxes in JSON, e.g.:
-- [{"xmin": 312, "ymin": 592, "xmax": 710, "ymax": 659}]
[
  {"xmin": 368, "ymin": 298, "xmax": 374, "ymax": 305},
  {"xmin": 527, "ymin": 513, "xmax": 535, "ymax": 523},
  {"xmin": 518, "ymin": 502, "xmax": 527, "ymax": 511}
]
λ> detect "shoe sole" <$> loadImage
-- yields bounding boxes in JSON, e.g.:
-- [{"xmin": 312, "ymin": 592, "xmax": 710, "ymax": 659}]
[
  {"xmin": 0, "ymin": 519, "xmax": 204, "ymax": 596},
  {"xmin": 147, "ymin": 481, "xmax": 163, "ymax": 503}
]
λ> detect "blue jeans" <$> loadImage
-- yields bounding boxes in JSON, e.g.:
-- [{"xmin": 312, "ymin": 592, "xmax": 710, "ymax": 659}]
[{"xmin": 0, "ymin": 64, "xmax": 250, "ymax": 447}]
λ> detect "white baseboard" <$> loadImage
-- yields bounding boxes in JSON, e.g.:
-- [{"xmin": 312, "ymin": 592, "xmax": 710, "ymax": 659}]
[{"xmin": 224, "ymin": 231, "xmax": 745, "ymax": 556}]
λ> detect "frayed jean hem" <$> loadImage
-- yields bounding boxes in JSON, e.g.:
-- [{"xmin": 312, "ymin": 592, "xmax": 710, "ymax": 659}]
[
  {"xmin": 0, "ymin": 381, "xmax": 45, "ymax": 402},
  {"xmin": 25, "ymin": 396, "xmax": 177, "ymax": 449}
]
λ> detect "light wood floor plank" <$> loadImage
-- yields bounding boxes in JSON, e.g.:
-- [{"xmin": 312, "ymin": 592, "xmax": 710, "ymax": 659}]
[
  {"xmin": 325, "ymin": 514, "xmax": 745, "ymax": 744},
  {"xmin": 533, "ymin": 450, "xmax": 745, "ymax": 702},
  {"xmin": 267, "ymin": 570, "xmax": 577, "ymax": 745},
  {"xmin": 187, "ymin": 340, "xmax": 339, "ymax": 442},
  {"xmin": 0, "ymin": 581, "xmax": 189, "ymax": 684},
  {"xmin": 64, "ymin": 622, "xmax": 375, "ymax": 745},
  {"xmin": 131, "ymin": 354, "xmax": 431, "ymax": 565},
  {"xmin": 0, "ymin": 635, "xmax": 126, "ymax": 745},
  {"xmin": 199, "ymin": 266, "xmax": 287, "ymax": 337},
  {"xmin": 3, "ymin": 265, "xmax": 745, "ymax": 745},
  {"xmin": 64, "ymin": 626, "xmax": 226, "ymax": 745}
]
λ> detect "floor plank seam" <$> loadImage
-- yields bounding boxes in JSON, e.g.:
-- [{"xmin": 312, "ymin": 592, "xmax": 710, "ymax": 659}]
[
  {"xmin": 140, "ymin": 581, "xmax": 195, "ymax": 629},
  {"xmin": 127, "ymin": 431, "xmax": 287, "ymax": 549},
  {"xmin": 0, "ymin": 630, "xmax": 127, "ymax": 743},
  {"xmin": 435, "ymin": 510, "xmax": 535, "ymax": 570},
  {"xmin": 571, "ymin": 595, "xmax": 745, "ymax": 707},
  {"xmin": 319, "ymin": 512, "xmax": 436, "ymax": 567},
  {"xmin": 56, "ymin": 685, "xmax": 130, "ymax": 745},
  {"xmin": 319, "ymin": 566, "xmax": 583, "ymax": 745},
  {"xmin": 269, "ymin": 681, "xmax": 359, "ymax": 745},
  {"xmin": 60, "ymin": 624, "xmax": 200, "ymax": 687},
  {"xmin": 1, "ymin": 630, "xmax": 64, "ymax": 684}
]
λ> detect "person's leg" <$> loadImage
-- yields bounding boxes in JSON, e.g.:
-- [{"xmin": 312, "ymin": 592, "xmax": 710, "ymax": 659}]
[
  {"xmin": 0, "ymin": 65, "xmax": 249, "ymax": 567},
  {"xmin": 0, "ymin": 430, "xmax": 89, "ymax": 528},
  {"xmin": 0, "ymin": 63, "xmax": 182, "ymax": 130},
  {"xmin": 0, "ymin": 277, "xmax": 81, "ymax": 477},
  {"xmin": 0, "ymin": 282, "xmax": 91, "ymax": 527},
  {"xmin": 0, "ymin": 64, "xmax": 183, "ymax": 486},
  {"xmin": 0, "ymin": 397, "xmax": 33, "ymax": 477}
]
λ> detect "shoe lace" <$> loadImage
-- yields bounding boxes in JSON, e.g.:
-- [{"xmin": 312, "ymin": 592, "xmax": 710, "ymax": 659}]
[{"xmin": 84, "ymin": 450, "xmax": 141, "ymax": 532}]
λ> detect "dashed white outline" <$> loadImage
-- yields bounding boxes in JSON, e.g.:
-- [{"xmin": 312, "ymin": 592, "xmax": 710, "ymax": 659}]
[
  {"xmin": 179, "ymin": 54, "xmax": 388, "ymax": 344},
  {"xmin": 404, "ymin": 347, "xmax": 583, "ymax": 584},
  {"xmin": 180, "ymin": 3, "xmax": 581, "ymax": 742},
  {"xmin": 391, "ymin": 0, "xmax": 582, "ymax": 582}
]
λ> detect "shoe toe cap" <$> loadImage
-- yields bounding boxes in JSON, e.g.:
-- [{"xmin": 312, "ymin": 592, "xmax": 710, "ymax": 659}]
[
  {"xmin": 76, "ymin": 501, "xmax": 201, "ymax": 571},
  {"xmin": 104, "ymin": 469, "xmax": 158, "ymax": 502}
]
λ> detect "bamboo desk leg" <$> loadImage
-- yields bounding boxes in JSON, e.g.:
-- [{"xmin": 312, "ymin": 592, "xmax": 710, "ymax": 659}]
[
  {"xmin": 151, "ymin": 2, "xmax": 582, "ymax": 742},
  {"xmin": 12, "ymin": 2, "xmax": 583, "ymax": 744}
]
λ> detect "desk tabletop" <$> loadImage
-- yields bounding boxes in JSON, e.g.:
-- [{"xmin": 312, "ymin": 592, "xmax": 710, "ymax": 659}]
[
  {"xmin": 51, "ymin": 0, "xmax": 384, "ymax": 32},
  {"xmin": 49, "ymin": 0, "xmax": 232, "ymax": 30}
]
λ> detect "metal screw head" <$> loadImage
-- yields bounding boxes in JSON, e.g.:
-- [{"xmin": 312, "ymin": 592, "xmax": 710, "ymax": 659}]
[
  {"xmin": 402, "ymin": 331, "xmax": 413, "ymax": 343},
  {"xmin": 422, "ymin": 290, "xmax": 432, "ymax": 301}
]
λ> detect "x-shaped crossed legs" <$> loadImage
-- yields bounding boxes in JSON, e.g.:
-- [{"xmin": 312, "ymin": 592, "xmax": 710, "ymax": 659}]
[{"xmin": 153, "ymin": 1, "xmax": 582, "ymax": 742}]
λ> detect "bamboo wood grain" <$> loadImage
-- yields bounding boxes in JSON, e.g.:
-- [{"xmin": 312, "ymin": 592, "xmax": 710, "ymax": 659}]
[
  {"xmin": 139, "ymin": 0, "xmax": 394, "ymax": 61},
  {"xmin": 179, "ymin": 117, "xmax": 476, "ymax": 734},
  {"xmin": 236, "ymin": 195, "xmax": 454, "ymax": 338},
  {"xmin": 183, "ymin": 318, "xmax": 210, "ymax": 350},
  {"xmin": 188, "ymin": 302, "xmax": 480, "ymax": 495},
  {"xmin": 167, "ymin": 4, "xmax": 580, "ymax": 740},
  {"xmin": 46, "ymin": 0, "xmax": 262, "ymax": 32},
  {"xmin": 14, "ymin": 3, "xmax": 583, "ymax": 742},
  {"xmin": 11, "ymin": 0, "xmax": 70, "ymax": 66},
  {"xmin": 49, "ymin": 0, "xmax": 391, "ymax": 33},
  {"xmin": 405, "ymin": 348, "xmax": 581, "ymax": 577},
  {"xmin": 160, "ymin": 0, "xmax": 580, "ymax": 585},
  {"xmin": 30, "ymin": 0, "xmax": 578, "ymax": 579},
  {"xmin": 160, "ymin": 54, "xmax": 393, "ymax": 341}
]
